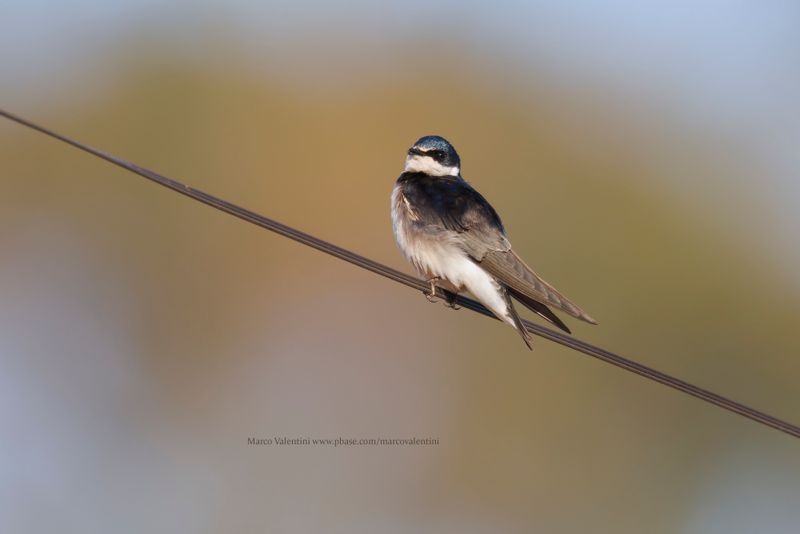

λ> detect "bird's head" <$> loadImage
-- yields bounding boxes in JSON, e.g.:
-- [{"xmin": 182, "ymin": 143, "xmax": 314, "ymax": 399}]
[{"xmin": 404, "ymin": 135, "xmax": 461, "ymax": 177}]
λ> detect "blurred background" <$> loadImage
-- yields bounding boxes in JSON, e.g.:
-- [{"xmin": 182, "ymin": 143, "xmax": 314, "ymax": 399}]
[{"xmin": 2, "ymin": 1, "xmax": 799, "ymax": 532}]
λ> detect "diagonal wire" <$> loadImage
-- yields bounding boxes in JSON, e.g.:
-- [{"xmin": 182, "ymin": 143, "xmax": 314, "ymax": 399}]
[{"xmin": 2, "ymin": 108, "xmax": 798, "ymax": 439}]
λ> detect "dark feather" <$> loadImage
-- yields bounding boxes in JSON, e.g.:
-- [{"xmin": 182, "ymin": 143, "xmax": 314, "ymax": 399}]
[
  {"xmin": 502, "ymin": 290, "xmax": 534, "ymax": 350},
  {"xmin": 507, "ymin": 287, "xmax": 571, "ymax": 334},
  {"xmin": 479, "ymin": 250, "xmax": 597, "ymax": 325},
  {"xmin": 397, "ymin": 173, "xmax": 509, "ymax": 255}
]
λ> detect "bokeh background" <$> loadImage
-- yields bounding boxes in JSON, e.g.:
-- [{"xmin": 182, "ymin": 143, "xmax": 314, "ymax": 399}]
[{"xmin": 2, "ymin": 2, "xmax": 799, "ymax": 532}]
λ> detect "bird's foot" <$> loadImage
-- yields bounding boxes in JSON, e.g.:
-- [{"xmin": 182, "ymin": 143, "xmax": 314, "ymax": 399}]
[
  {"xmin": 424, "ymin": 277, "xmax": 440, "ymax": 303},
  {"xmin": 443, "ymin": 291, "xmax": 461, "ymax": 310}
]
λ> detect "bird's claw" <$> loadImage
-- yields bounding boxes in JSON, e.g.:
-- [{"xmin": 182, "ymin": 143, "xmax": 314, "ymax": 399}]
[
  {"xmin": 424, "ymin": 277, "xmax": 440, "ymax": 303},
  {"xmin": 444, "ymin": 292, "xmax": 461, "ymax": 310}
]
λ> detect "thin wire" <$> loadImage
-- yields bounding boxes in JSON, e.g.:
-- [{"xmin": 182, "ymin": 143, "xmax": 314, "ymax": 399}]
[{"xmin": 2, "ymin": 108, "xmax": 798, "ymax": 439}]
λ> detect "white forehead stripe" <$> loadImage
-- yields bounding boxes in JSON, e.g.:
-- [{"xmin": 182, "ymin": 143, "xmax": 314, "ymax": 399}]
[{"xmin": 404, "ymin": 155, "xmax": 459, "ymax": 177}]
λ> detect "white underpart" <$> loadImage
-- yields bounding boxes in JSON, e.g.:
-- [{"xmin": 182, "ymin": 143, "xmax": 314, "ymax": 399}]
[
  {"xmin": 391, "ymin": 185, "xmax": 514, "ymax": 328},
  {"xmin": 404, "ymin": 154, "xmax": 460, "ymax": 177},
  {"xmin": 448, "ymin": 255, "xmax": 514, "ymax": 328}
]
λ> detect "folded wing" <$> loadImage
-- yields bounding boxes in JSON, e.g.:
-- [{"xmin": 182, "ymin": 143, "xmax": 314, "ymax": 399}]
[
  {"xmin": 478, "ymin": 249, "xmax": 597, "ymax": 325},
  {"xmin": 401, "ymin": 175, "xmax": 596, "ymax": 328}
]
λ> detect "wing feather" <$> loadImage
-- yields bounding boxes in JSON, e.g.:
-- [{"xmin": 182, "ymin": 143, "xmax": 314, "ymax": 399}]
[
  {"xmin": 398, "ymin": 172, "xmax": 597, "ymax": 328},
  {"xmin": 479, "ymin": 250, "xmax": 597, "ymax": 325}
]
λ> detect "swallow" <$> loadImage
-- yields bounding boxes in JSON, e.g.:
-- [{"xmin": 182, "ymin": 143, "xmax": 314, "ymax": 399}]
[{"xmin": 391, "ymin": 135, "xmax": 597, "ymax": 349}]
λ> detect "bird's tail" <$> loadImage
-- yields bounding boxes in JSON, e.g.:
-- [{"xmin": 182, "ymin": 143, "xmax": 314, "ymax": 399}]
[
  {"xmin": 503, "ymin": 290, "xmax": 534, "ymax": 350},
  {"xmin": 507, "ymin": 287, "xmax": 571, "ymax": 334}
]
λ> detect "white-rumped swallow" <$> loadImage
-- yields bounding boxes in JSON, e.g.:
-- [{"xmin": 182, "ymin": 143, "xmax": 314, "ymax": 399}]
[{"xmin": 391, "ymin": 135, "xmax": 597, "ymax": 349}]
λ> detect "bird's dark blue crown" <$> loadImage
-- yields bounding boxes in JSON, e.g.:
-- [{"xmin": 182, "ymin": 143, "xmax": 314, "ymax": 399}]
[{"xmin": 409, "ymin": 135, "xmax": 461, "ymax": 168}]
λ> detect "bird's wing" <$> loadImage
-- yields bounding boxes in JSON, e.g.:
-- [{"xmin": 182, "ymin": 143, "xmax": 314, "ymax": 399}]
[
  {"xmin": 478, "ymin": 250, "xmax": 597, "ymax": 324},
  {"xmin": 400, "ymin": 175, "xmax": 510, "ymax": 254},
  {"xmin": 401, "ymin": 174, "xmax": 596, "ymax": 326}
]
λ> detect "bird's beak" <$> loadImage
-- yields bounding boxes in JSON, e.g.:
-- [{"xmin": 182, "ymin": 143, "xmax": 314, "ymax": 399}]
[{"xmin": 408, "ymin": 147, "xmax": 424, "ymax": 156}]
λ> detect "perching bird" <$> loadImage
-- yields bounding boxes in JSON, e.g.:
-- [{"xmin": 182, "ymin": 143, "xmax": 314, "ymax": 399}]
[{"xmin": 391, "ymin": 135, "xmax": 597, "ymax": 349}]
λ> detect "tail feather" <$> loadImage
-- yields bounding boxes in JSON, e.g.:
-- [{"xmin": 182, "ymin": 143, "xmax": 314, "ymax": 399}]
[
  {"xmin": 503, "ymin": 290, "xmax": 534, "ymax": 350},
  {"xmin": 507, "ymin": 287, "xmax": 571, "ymax": 334}
]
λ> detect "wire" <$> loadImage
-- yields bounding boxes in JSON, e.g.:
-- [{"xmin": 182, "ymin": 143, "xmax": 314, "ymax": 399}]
[{"xmin": 2, "ymin": 108, "xmax": 798, "ymax": 439}]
